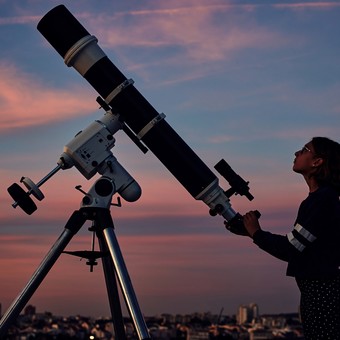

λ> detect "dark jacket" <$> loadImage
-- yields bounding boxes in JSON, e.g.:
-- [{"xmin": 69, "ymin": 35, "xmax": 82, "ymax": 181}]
[{"xmin": 253, "ymin": 186, "xmax": 340, "ymax": 279}]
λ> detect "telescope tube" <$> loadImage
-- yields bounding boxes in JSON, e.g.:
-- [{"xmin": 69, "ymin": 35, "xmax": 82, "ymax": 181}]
[{"xmin": 37, "ymin": 5, "xmax": 237, "ymax": 220}]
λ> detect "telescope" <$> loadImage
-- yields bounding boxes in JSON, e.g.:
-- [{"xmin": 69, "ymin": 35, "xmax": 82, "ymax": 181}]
[
  {"xmin": 0, "ymin": 5, "xmax": 259, "ymax": 338},
  {"xmin": 9, "ymin": 4, "xmax": 257, "ymax": 234}
]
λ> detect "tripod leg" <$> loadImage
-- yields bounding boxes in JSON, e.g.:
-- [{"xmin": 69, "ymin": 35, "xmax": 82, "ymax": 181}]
[
  {"xmin": 0, "ymin": 210, "xmax": 86, "ymax": 337},
  {"xmin": 96, "ymin": 209, "xmax": 151, "ymax": 339},
  {"xmin": 98, "ymin": 233, "xmax": 127, "ymax": 340},
  {"xmin": 103, "ymin": 227, "xmax": 151, "ymax": 340}
]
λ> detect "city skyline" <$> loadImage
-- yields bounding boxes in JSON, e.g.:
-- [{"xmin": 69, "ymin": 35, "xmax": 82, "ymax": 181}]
[
  {"xmin": 1, "ymin": 0, "xmax": 339, "ymax": 318},
  {"xmin": 0, "ymin": 301, "xmax": 291, "ymax": 322},
  {"xmin": 2, "ymin": 302, "xmax": 304, "ymax": 340}
]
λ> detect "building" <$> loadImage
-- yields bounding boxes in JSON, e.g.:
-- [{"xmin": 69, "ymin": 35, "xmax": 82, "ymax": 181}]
[{"xmin": 237, "ymin": 303, "xmax": 259, "ymax": 325}]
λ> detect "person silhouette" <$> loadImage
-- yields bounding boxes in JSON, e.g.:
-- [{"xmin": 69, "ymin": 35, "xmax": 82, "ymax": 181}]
[{"xmin": 242, "ymin": 137, "xmax": 340, "ymax": 339}]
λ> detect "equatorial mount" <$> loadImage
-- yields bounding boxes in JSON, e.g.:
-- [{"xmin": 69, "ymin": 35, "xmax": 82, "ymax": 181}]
[{"xmin": 7, "ymin": 96, "xmax": 142, "ymax": 215}]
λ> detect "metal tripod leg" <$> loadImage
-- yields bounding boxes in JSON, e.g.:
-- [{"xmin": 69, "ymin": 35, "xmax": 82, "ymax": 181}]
[
  {"xmin": 92, "ymin": 208, "xmax": 150, "ymax": 340},
  {"xmin": 98, "ymin": 233, "xmax": 127, "ymax": 340},
  {"xmin": 0, "ymin": 210, "xmax": 86, "ymax": 338}
]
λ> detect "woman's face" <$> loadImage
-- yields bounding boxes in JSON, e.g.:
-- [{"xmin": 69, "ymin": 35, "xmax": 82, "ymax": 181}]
[{"xmin": 293, "ymin": 142, "xmax": 317, "ymax": 176}]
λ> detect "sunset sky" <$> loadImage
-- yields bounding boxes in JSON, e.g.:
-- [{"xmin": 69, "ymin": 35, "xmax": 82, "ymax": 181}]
[{"xmin": 1, "ymin": 0, "xmax": 340, "ymax": 320}]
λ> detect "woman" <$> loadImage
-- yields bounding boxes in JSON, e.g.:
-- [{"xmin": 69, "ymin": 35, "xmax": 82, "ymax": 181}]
[{"xmin": 242, "ymin": 137, "xmax": 340, "ymax": 339}]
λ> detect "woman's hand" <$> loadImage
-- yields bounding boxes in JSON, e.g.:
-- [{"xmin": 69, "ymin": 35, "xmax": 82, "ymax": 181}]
[{"xmin": 243, "ymin": 210, "xmax": 261, "ymax": 238}]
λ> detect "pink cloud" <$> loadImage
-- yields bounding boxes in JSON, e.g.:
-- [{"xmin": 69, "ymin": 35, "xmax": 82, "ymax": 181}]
[
  {"xmin": 88, "ymin": 3, "xmax": 286, "ymax": 64},
  {"xmin": 0, "ymin": 62, "xmax": 95, "ymax": 132}
]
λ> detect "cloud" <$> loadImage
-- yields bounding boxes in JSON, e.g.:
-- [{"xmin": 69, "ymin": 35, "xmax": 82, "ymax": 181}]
[
  {"xmin": 0, "ymin": 61, "xmax": 95, "ymax": 132},
  {"xmin": 87, "ymin": 2, "xmax": 286, "ymax": 64},
  {"xmin": 0, "ymin": 15, "xmax": 39, "ymax": 25},
  {"xmin": 273, "ymin": 2, "xmax": 340, "ymax": 10}
]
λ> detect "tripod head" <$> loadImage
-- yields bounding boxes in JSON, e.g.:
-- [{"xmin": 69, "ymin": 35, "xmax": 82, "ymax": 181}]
[{"xmin": 7, "ymin": 108, "xmax": 141, "ymax": 215}]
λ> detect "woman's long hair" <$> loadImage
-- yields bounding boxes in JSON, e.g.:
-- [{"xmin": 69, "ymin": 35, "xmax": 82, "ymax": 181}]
[{"xmin": 311, "ymin": 137, "xmax": 340, "ymax": 194}]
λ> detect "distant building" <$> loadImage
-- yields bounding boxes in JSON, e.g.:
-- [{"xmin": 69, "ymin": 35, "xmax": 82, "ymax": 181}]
[
  {"xmin": 24, "ymin": 304, "xmax": 36, "ymax": 316},
  {"xmin": 237, "ymin": 303, "xmax": 259, "ymax": 325}
]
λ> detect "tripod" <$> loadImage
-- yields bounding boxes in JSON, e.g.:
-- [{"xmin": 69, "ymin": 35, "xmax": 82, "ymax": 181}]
[{"xmin": 0, "ymin": 175, "xmax": 151, "ymax": 340}]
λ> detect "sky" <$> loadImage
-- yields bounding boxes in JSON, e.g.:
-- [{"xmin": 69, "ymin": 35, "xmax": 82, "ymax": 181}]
[{"xmin": 1, "ymin": 0, "xmax": 340, "ymax": 321}]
